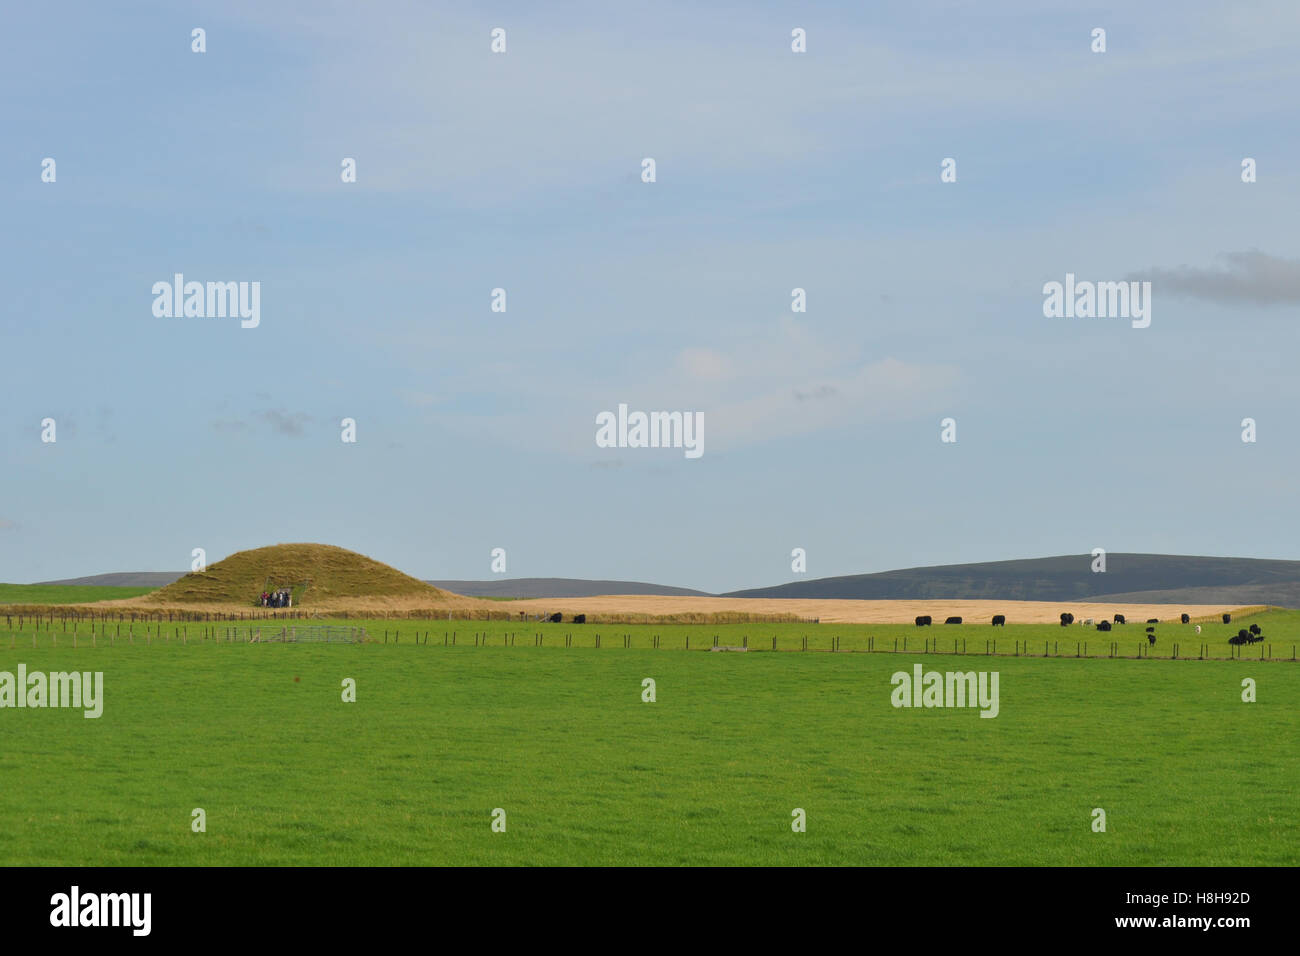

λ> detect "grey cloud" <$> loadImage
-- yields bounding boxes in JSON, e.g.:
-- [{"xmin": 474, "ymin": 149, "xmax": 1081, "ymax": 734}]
[
  {"xmin": 257, "ymin": 409, "xmax": 314, "ymax": 436},
  {"xmin": 211, "ymin": 409, "xmax": 313, "ymax": 436},
  {"xmin": 794, "ymin": 385, "xmax": 839, "ymax": 402},
  {"xmin": 1131, "ymin": 250, "xmax": 1300, "ymax": 305}
]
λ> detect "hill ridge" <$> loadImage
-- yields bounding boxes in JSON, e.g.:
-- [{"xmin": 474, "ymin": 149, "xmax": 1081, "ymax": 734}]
[{"xmin": 24, "ymin": 552, "xmax": 1300, "ymax": 608}]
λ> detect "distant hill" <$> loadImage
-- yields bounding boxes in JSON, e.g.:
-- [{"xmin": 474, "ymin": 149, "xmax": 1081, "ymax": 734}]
[
  {"xmin": 1089, "ymin": 583, "xmax": 1300, "ymax": 608},
  {"xmin": 35, "ymin": 571, "xmax": 186, "ymax": 588},
  {"xmin": 426, "ymin": 578, "xmax": 709, "ymax": 598},
  {"xmin": 22, "ymin": 552, "xmax": 1300, "ymax": 608},
  {"xmin": 723, "ymin": 554, "xmax": 1300, "ymax": 607}
]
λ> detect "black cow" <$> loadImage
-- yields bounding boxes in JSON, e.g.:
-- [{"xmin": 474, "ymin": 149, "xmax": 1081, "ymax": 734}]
[
  {"xmin": 1097, "ymin": 621, "xmax": 1112, "ymax": 632},
  {"xmin": 1146, "ymin": 618, "xmax": 1159, "ymax": 624},
  {"xmin": 548, "ymin": 612, "xmax": 562, "ymax": 623},
  {"xmin": 1249, "ymin": 623, "xmax": 1261, "ymax": 636},
  {"xmin": 1059, "ymin": 612, "xmax": 1075, "ymax": 626},
  {"xmin": 944, "ymin": 616, "xmax": 962, "ymax": 625},
  {"xmin": 1229, "ymin": 632, "xmax": 1248, "ymax": 646},
  {"xmin": 1180, "ymin": 613, "xmax": 1190, "ymax": 624},
  {"xmin": 1113, "ymin": 614, "xmax": 1126, "ymax": 625},
  {"xmin": 915, "ymin": 615, "xmax": 932, "ymax": 626},
  {"xmin": 1223, "ymin": 613, "xmax": 1232, "ymax": 624},
  {"xmin": 991, "ymin": 614, "xmax": 1006, "ymax": 626},
  {"xmin": 573, "ymin": 614, "xmax": 587, "ymax": 624},
  {"xmin": 1144, "ymin": 626, "xmax": 1155, "ymax": 633},
  {"xmin": 1147, "ymin": 633, "xmax": 1156, "ymax": 646}
]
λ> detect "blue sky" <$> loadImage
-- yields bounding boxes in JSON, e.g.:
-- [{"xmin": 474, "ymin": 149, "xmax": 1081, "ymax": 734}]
[{"xmin": 3, "ymin": 1, "xmax": 1299, "ymax": 591}]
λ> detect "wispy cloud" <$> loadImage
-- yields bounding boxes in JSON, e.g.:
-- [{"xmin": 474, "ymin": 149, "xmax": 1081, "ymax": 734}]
[
  {"xmin": 256, "ymin": 409, "xmax": 314, "ymax": 437},
  {"xmin": 1131, "ymin": 250, "xmax": 1300, "ymax": 305},
  {"xmin": 211, "ymin": 409, "xmax": 314, "ymax": 436}
]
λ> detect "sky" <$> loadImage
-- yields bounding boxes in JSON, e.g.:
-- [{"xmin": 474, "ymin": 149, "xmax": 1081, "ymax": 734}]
[{"xmin": 2, "ymin": 1, "xmax": 1299, "ymax": 592}]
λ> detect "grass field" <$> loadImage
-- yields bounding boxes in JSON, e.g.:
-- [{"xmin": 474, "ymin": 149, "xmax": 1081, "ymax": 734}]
[
  {"xmin": 22, "ymin": 607, "xmax": 1283, "ymax": 661},
  {"xmin": 0, "ymin": 583, "xmax": 155, "ymax": 605},
  {"xmin": 1, "ymin": 615, "xmax": 1296, "ymax": 865}
]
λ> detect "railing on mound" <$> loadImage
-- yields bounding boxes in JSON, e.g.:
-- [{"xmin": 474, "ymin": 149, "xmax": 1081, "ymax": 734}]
[{"xmin": 251, "ymin": 625, "xmax": 365, "ymax": 644}]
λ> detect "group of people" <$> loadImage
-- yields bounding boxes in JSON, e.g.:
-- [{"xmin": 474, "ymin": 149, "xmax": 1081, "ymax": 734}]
[{"xmin": 260, "ymin": 588, "xmax": 292, "ymax": 608}]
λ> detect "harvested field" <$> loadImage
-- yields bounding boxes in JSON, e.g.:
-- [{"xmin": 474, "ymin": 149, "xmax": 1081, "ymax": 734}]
[{"xmin": 503, "ymin": 595, "xmax": 1247, "ymax": 624}]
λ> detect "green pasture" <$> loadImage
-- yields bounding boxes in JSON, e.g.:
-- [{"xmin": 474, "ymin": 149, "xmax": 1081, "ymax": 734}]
[
  {"xmin": 18, "ymin": 607, "xmax": 1281, "ymax": 661},
  {"xmin": 0, "ymin": 623, "xmax": 1295, "ymax": 866},
  {"xmin": 0, "ymin": 583, "xmax": 153, "ymax": 605}
]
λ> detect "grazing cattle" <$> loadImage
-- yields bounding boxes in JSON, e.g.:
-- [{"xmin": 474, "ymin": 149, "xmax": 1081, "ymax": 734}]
[
  {"xmin": 991, "ymin": 614, "xmax": 1006, "ymax": 626},
  {"xmin": 573, "ymin": 614, "xmax": 587, "ymax": 624},
  {"xmin": 1229, "ymin": 632, "xmax": 1247, "ymax": 646},
  {"xmin": 1195, "ymin": 624, "xmax": 1202, "ymax": 635},
  {"xmin": 1146, "ymin": 618, "xmax": 1159, "ymax": 624},
  {"xmin": 1083, "ymin": 618, "xmax": 1093, "ymax": 626},
  {"xmin": 1249, "ymin": 623, "xmax": 1261, "ymax": 636},
  {"xmin": 1113, "ymin": 614, "xmax": 1126, "ymax": 625},
  {"xmin": 915, "ymin": 615, "xmax": 932, "ymax": 626},
  {"xmin": 1223, "ymin": 613, "xmax": 1232, "ymax": 624},
  {"xmin": 1180, "ymin": 613, "xmax": 1190, "ymax": 624},
  {"xmin": 944, "ymin": 616, "xmax": 962, "ymax": 625},
  {"xmin": 548, "ymin": 612, "xmax": 562, "ymax": 623},
  {"xmin": 1147, "ymin": 634, "xmax": 1156, "ymax": 646},
  {"xmin": 1059, "ymin": 612, "xmax": 1074, "ymax": 627},
  {"xmin": 1096, "ymin": 621, "xmax": 1111, "ymax": 632},
  {"xmin": 1144, "ymin": 626, "xmax": 1155, "ymax": 633}
]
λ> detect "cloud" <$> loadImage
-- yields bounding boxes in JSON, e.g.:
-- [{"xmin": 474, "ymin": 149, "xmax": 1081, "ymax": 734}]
[
  {"xmin": 1131, "ymin": 250, "xmax": 1300, "ymax": 305},
  {"xmin": 399, "ymin": 390, "xmax": 442, "ymax": 408},
  {"xmin": 256, "ymin": 409, "xmax": 313, "ymax": 437},
  {"xmin": 706, "ymin": 357, "xmax": 959, "ymax": 452},
  {"xmin": 794, "ymin": 385, "xmax": 839, "ymax": 402},
  {"xmin": 677, "ymin": 348, "xmax": 736, "ymax": 383},
  {"xmin": 211, "ymin": 409, "xmax": 314, "ymax": 436}
]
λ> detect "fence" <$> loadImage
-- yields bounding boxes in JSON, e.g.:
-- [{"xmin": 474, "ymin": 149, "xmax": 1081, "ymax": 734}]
[
  {"xmin": 367, "ymin": 630, "xmax": 1299, "ymax": 663},
  {"xmin": 258, "ymin": 625, "xmax": 364, "ymax": 644}
]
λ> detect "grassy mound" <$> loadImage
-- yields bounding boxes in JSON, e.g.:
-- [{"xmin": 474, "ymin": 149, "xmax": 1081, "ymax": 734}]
[{"xmin": 144, "ymin": 543, "xmax": 458, "ymax": 607}]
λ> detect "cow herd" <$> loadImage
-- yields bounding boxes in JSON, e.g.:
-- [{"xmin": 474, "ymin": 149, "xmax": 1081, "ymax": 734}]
[
  {"xmin": 535, "ymin": 612, "xmax": 586, "ymax": 623},
  {"xmin": 909, "ymin": 609, "xmax": 1255, "ymax": 647},
  {"xmin": 1229, "ymin": 624, "xmax": 1265, "ymax": 646}
]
